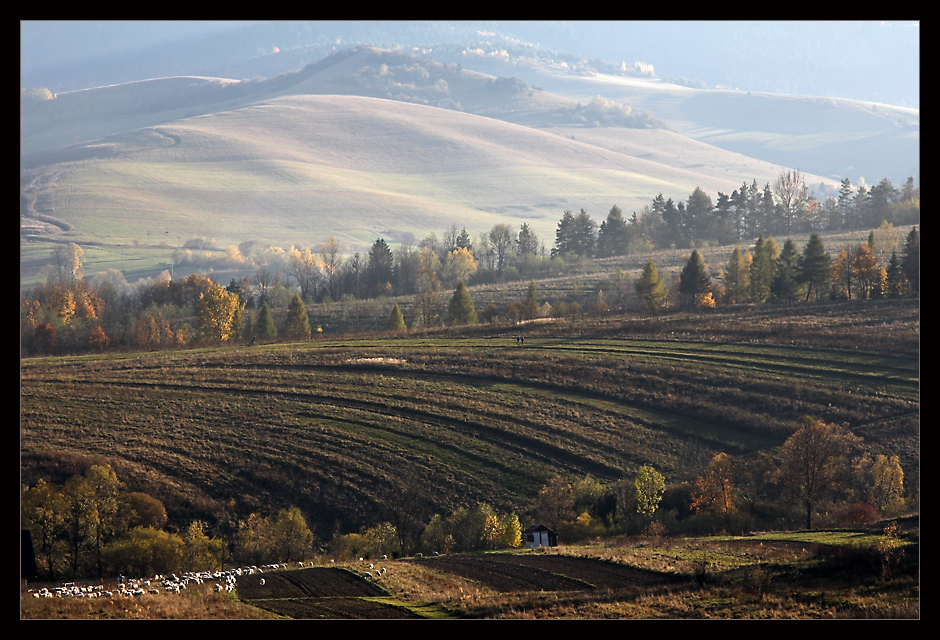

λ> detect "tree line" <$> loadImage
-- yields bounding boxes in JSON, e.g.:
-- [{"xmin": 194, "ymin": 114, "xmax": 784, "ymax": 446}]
[{"xmin": 20, "ymin": 169, "xmax": 918, "ymax": 357}]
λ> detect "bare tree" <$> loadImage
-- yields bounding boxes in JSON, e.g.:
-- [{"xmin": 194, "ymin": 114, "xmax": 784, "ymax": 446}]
[{"xmin": 774, "ymin": 169, "xmax": 809, "ymax": 234}]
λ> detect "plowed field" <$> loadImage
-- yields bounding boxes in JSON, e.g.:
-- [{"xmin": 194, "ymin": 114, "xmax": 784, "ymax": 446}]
[
  {"xmin": 409, "ymin": 553, "xmax": 682, "ymax": 593},
  {"xmin": 236, "ymin": 567, "xmax": 421, "ymax": 619}
]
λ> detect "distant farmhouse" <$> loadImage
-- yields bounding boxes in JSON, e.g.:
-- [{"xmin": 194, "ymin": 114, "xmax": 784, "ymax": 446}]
[{"xmin": 523, "ymin": 524, "xmax": 557, "ymax": 548}]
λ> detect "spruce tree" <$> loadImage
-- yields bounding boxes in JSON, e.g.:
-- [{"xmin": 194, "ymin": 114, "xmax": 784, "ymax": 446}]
[
  {"xmin": 285, "ymin": 294, "xmax": 311, "ymax": 340},
  {"xmin": 678, "ymin": 250, "xmax": 712, "ymax": 307},
  {"xmin": 447, "ymin": 281, "xmax": 478, "ymax": 326},
  {"xmin": 770, "ymin": 238, "xmax": 803, "ymax": 304}
]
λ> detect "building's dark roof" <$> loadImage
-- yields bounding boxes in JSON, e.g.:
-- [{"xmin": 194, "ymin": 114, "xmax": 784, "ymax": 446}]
[{"xmin": 523, "ymin": 524, "xmax": 555, "ymax": 534}]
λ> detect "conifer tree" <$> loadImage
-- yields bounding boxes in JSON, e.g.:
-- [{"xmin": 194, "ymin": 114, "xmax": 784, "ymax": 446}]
[
  {"xmin": 447, "ymin": 281, "xmax": 477, "ymax": 326},
  {"xmin": 721, "ymin": 247, "xmax": 751, "ymax": 305},
  {"xmin": 798, "ymin": 233, "xmax": 832, "ymax": 302},
  {"xmin": 771, "ymin": 238, "xmax": 804, "ymax": 304},
  {"xmin": 387, "ymin": 303, "xmax": 407, "ymax": 331},
  {"xmin": 678, "ymin": 250, "xmax": 712, "ymax": 307},
  {"xmin": 901, "ymin": 226, "xmax": 919, "ymax": 296},
  {"xmin": 635, "ymin": 257, "xmax": 668, "ymax": 312},
  {"xmin": 885, "ymin": 251, "xmax": 909, "ymax": 298},
  {"xmin": 254, "ymin": 303, "xmax": 277, "ymax": 340},
  {"xmin": 284, "ymin": 294, "xmax": 311, "ymax": 339}
]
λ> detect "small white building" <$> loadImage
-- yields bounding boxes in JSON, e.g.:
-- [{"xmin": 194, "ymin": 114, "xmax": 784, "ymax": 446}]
[{"xmin": 523, "ymin": 524, "xmax": 557, "ymax": 548}]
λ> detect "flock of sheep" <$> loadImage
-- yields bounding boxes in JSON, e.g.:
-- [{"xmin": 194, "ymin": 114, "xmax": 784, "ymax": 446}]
[
  {"xmin": 27, "ymin": 562, "xmax": 295, "ymax": 599},
  {"xmin": 27, "ymin": 555, "xmax": 423, "ymax": 599}
]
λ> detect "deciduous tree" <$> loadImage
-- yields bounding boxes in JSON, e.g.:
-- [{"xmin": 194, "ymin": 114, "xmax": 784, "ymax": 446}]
[
  {"xmin": 691, "ymin": 453, "xmax": 738, "ymax": 527},
  {"xmin": 779, "ymin": 416, "xmax": 861, "ymax": 529},
  {"xmin": 196, "ymin": 281, "xmax": 241, "ymax": 342},
  {"xmin": 634, "ymin": 465, "xmax": 666, "ymax": 519}
]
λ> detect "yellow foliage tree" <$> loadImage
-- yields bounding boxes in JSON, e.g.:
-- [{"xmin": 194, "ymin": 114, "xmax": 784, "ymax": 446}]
[{"xmin": 196, "ymin": 281, "xmax": 241, "ymax": 342}]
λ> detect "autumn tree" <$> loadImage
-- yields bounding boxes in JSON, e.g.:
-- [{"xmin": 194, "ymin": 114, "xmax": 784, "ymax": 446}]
[
  {"xmin": 82, "ymin": 464, "xmax": 127, "ymax": 577},
  {"xmin": 634, "ymin": 465, "xmax": 666, "ymax": 519},
  {"xmin": 532, "ymin": 476, "xmax": 576, "ymax": 532},
  {"xmin": 442, "ymin": 247, "xmax": 477, "ymax": 286},
  {"xmin": 634, "ymin": 258, "xmax": 668, "ymax": 312},
  {"xmin": 271, "ymin": 506, "xmax": 315, "ymax": 562},
  {"xmin": 196, "ymin": 281, "xmax": 242, "ymax": 342},
  {"xmin": 412, "ymin": 287, "xmax": 445, "ymax": 329},
  {"xmin": 691, "ymin": 453, "xmax": 738, "ymax": 530},
  {"xmin": 855, "ymin": 454, "xmax": 906, "ymax": 516},
  {"xmin": 181, "ymin": 520, "xmax": 225, "ymax": 572},
  {"xmin": 779, "ymin": 417, "xmax": 861, "ymax": 529}
]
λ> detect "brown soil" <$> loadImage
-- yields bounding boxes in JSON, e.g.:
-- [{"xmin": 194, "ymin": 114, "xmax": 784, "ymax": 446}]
[{"xmin": 407, "ymin": 552, "xmax": 683, "ymax": 593}]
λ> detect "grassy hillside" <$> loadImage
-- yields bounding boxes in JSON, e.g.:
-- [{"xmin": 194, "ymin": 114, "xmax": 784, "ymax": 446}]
[
  {"xmin": 20, "ymin": 92, "xmax": 806, "ymax": 268},
  {"xmin": 462, "ymin": 55, "xmax": 919, "ymax": 186},
  {"xmin": 21, "ymin": 300, "xmax": 919, "ymax": 540}
]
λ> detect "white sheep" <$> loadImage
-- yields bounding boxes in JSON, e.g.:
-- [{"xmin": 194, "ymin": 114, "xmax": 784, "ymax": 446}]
[{"xmin": 363, "ymin": 571, "xmax": 373, "ymax": 579}]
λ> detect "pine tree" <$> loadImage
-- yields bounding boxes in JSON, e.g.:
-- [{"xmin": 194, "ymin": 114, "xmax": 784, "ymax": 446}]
[
  {"xmin": 635, "ymin": 257, "xmax": 668, "ymax": 312},
  {"xmin": 284, "ymin": 294, "xmax": 311, "ymax": 339},
  {"xmin": 447, "ymin": 281, "xmax": 477, "ymax": 326},
  {"xmin": 387, "ymin": 303, "xmax": 407, "ymax": 331}
]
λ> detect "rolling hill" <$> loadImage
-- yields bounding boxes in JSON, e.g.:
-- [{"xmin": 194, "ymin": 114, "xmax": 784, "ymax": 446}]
[{"xmin": 21, "ymin": 43, "xmax": 917, "ymax": 288}]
